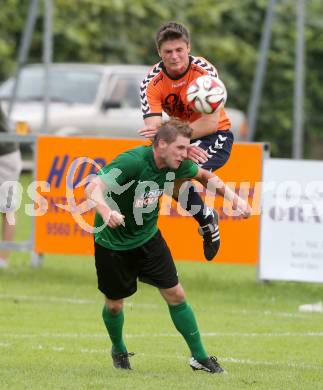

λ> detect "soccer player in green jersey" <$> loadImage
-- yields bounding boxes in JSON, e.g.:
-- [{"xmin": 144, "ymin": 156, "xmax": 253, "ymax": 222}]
[{"xmin": 86, "ymin": 119, "xmax": 250, "ymax": 373}]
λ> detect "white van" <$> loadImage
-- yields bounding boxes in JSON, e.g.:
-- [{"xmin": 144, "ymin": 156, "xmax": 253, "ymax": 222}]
[{"xmin": 0, "ymin": 63, "xmax": 248, "ymax": 140}]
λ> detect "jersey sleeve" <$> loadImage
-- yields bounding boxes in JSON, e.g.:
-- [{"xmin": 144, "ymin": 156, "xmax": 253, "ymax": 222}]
[
  {"xmin": 175, "ymin": 160, "xmax": 199, "ymax": 179},
  {"xmin": 98, "ymin": 151, "xmax": 139, "ymax": 190},
  {"xmin": 140, "ymin": 63, "xmax": 164, "ymax": 119},
  {"xmin": 191, "ymin": 56, "xmax": 219, "ymax": 78}
]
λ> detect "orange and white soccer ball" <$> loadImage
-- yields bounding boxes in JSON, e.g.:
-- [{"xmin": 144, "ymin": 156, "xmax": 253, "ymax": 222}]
[{"xmin": 187, "ymin": 75, "xmax": 227, "ymax": 114}]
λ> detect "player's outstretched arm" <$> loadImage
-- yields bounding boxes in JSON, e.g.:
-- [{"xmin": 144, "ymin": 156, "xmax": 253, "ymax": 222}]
[
  {"xmin": 85, "ymin": 176, "xmax": 125, "ymax": 228},
  {"xmin": 189, "ymin": 111, "xmax": 220, "ymax": 140},
  {"xmin": 194, "ymin": 167, "xmax": 251, "ymax": 218}
]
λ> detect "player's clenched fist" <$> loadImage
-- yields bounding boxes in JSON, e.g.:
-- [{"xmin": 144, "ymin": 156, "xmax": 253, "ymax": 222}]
[{"xmin": 103, "ymin": 210, "xmax": 125, "ymax": 228}]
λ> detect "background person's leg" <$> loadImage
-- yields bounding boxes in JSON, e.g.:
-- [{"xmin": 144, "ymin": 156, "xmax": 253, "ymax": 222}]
[{"xmin": 0, "ymin": 212, "xmax": 16, "ymax": 268}]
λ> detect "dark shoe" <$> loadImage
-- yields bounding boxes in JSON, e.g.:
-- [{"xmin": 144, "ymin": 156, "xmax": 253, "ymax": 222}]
[
  {"xmin": 111, "ymin": 350, "xmax": 134, "ymax": 369},
  {"xmin": 189, "ymin": 356, "xmax": 224, "ymax": 374},
  {"xmin": 198, "ymin": 209, "xmax": 220, "ymax": 260}
]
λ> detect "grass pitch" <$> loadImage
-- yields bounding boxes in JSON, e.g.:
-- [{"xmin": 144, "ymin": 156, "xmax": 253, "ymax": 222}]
[{"xmin": 0, "ymin": 174, "xmax": 322, "ymax": 389}]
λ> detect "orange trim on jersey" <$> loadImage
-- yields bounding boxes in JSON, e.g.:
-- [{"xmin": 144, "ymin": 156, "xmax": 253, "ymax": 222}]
[{"xmin": 141, "ymin": 56, "xmax": 231, "ymax": 131}]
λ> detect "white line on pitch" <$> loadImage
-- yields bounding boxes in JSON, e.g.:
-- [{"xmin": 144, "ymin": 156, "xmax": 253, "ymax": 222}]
[
  {"xmin": 0, "ymin": 343, "xmax": 321, "ymax": 371},
  {"xmin": 0, "ymin": 294, "xmax": 93, "ymax": 305},
  {"xmin": 1, "ymin": 294, "xmax": 321, "ymax": 318},
  {"xmin": 230, "ymin": 309, "xmax": 313, "ymax": 319},
  {"xmin": 0, "ymin": 294, "xmax": 158, "ymax": 308},
  {"xmin": 1, "ymin": 331, "xmax": 323, "ymax": 339}
]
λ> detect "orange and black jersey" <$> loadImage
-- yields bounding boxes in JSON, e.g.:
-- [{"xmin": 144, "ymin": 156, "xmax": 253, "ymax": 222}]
[{"xmin": 140, "ymin": 55, "xmax": 231, "ymax": 132}]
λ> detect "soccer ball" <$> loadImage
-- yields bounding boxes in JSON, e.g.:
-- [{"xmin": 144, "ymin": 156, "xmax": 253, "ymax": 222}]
[{"xmin": 187, "ymin": 75, "xmax": 227, "ymax": 114}]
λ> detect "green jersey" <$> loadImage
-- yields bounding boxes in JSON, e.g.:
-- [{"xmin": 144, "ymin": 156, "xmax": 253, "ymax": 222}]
[{"xmin": 94, "ymin": 145, "xmax": 198, "ymax": 250}]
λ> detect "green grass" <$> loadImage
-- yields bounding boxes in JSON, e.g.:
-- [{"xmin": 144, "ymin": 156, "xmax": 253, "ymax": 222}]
[{"xmin": 0, "ymin": 174, "xmax": 323, "ymax": 389}]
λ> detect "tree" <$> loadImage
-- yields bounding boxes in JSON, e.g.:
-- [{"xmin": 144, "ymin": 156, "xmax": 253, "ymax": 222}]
[{"xmin": 1, "ymin": 0, "xmax": 322, "ymax": 157}]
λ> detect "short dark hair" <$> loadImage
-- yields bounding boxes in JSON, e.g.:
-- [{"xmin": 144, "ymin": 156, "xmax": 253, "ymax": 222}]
[
  {"xmin": 153, "ymin": 118, "xmax": 192, "ymax": 146},
  {"xmin": 155, "ymin": 21, "xmax": 190, "ymax": 50}
]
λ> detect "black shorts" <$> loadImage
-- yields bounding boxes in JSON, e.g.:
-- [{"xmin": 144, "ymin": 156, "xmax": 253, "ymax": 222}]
[
  {"xmin": 192, "ymin": 130, "xmax": 234, "ymax": 171},
  {"xmin": 94, "ymin": 230, "xmax": 178, "ymax": 300}
]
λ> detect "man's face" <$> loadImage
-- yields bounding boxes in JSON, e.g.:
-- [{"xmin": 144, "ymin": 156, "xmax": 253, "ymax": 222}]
[
  {"xmin": 159, "ymin": 135, "xmax": 190, "ymax": 169},
  {"xmin": 158, "ymin": 39, "xmax": 190, "ymax": 77}
]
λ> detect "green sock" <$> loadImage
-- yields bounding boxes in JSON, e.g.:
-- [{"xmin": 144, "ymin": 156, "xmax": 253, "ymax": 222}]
[
  {"xmin": 168, "ymin": 301, "xmax": 208, "ymax": 361},
  {"xmin": 102, "ymin": 305, "xmax": 127, "ymax": 353}
]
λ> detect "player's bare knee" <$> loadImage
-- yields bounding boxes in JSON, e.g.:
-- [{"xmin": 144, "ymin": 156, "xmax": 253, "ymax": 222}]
[
  {"xmin": 160, "ymin": 284, "xmax": 186, "ymax": 305},
  {"xmin": 105, "ymin": 298, "xmax": 123, "ymax": 314}
]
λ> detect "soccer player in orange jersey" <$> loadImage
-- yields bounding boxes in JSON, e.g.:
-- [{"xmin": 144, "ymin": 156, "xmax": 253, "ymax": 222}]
[{"xmin": 139, "ymin": 21, "xmax": 234, "ymax": 261}]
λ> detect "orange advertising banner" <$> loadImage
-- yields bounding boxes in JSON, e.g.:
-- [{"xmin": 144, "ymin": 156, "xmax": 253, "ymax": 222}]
[{"xmin": 34, "ymin": 136, "xmax": 263, "ymax": 264}]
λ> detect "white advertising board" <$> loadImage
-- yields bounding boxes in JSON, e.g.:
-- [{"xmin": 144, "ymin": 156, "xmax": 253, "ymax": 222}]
[{"xmin": 259, "ymin": 158, "xmax": 323, "ymax": 283}]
